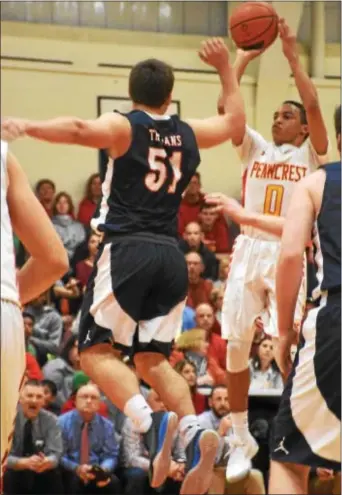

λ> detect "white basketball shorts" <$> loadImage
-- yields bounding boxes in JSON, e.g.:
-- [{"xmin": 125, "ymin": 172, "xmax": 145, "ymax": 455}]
[
  {"xmin": 222, "ymin": 234, "xmax": 306, "ymax": 342},
  {"xmin": 1, "ymin": 301, "xmax": 25, "ymax": 476}
]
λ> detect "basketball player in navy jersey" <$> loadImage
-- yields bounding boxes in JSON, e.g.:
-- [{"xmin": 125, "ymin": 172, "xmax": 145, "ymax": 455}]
[
  {"xmin": 268, "ymin": 107, "xmax": 341, "ymax": 494},
  {"xmin": 2, "ymin": 39, "xmax": 245, "ymax": 494}
]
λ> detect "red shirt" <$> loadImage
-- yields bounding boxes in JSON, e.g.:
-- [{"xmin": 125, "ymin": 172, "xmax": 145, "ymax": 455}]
[
  {"xmin": 26, "ymin": 352, "xmax": 43, "ymax": 380},
  {"xmin": 178, "ymin": 194, "xmax": 205, "ymax": 236},
  {"xmin": 202, "ymin": 217, "xmax": 230, "ymax": 253},
  {"xmin": 186, "ymin": 279, "xmax": 213, "ymax": 309},
  {"xmin": 77, "ymin": 198, "xmax": 98, "ymax": 226},
  {"xmin": 76, "ymin": 260, "xmax": 93, "ymax": 289},
  {"xmin": 207, "ymin": 332, "xmax": 227, "ymax": 372}
]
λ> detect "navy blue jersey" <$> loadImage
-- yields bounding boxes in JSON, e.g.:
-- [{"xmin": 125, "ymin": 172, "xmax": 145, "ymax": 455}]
[
  {"xmin": 314, "ymin": 161, "xmax": 341, "ymax": 295},
  {"xmin": 93, "ymin": 110, "xmax": 200, "ymax": 238}
]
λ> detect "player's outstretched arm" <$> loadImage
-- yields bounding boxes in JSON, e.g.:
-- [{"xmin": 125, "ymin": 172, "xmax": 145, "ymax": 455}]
[
  {"xmin": 2, "ymin": 112, "xmax": 132, "ymax": 158},
  {"xmin": 6, "ymin": 151, "xmax": 69, "ymax": 304},
  {"xmin": 186, "ymin": 38, "xmax": 245, "ymax": 149},
  {"xmin": 205, "ymin": 193, "xmax": 285, "ymax": 237},
  {"xmin": 279, "ymin": 18, "xmax": 328, "ymax": 156}
]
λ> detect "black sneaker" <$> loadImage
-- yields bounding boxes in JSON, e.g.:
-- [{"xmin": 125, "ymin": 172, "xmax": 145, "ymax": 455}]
[
  {"xmin": 180, "ymin": 429, "xmax": 219, "ymax": 495},
  {"xmin": 143, "ymin": 411, "xmax": 179, "ymax": 488}
]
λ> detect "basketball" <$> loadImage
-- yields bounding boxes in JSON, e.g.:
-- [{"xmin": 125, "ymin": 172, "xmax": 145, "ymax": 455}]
[{"xmin": 229, "ymin": 2, "xmax": 279, "ymax": 51}]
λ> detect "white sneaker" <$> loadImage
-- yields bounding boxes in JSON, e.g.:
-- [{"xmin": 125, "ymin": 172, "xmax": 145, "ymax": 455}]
[{"xmin": 225, "ymin": 433, "xmax": 259, "ymax": 484}]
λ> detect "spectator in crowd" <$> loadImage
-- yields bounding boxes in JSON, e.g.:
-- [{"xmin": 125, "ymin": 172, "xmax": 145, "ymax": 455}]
[
  {"xmin": 181, "ymin": 305, "xmax": 196, "ymax": 332},
  {"xmin": 173, "ymin": 359, "xmax": 207, "ymax": 415},
  {"xmin": 198, "ymin": 386, "xmax": 265, "ymax": 495},
  {"xmin": 41, "ymin": 379, "xmax": 59, "ymax": 415},
  {"xmin": 23, "ymin": 311, "xmax": 38, "ymax": 358},
  {"xmin": 35, "ymin": 178, "xmax": 56, "ymax": 218},
  {"xmin": 52, "ymin": 192, "xmax": 86, "ymax": 261},
  {"xmin": 77, "ymin": 173, "xmax": 102, "ymax": 228},
  {"xmin": 58, "ymin": 383, "xmax": 121, "ymax": 495},
  {"xmin": 195, "ymin": 303, "xmax": 227, "ymax": 373},
  {"xmin": 249, "ymin": 336, "xmax": 283, "ymax": 391},
  {"xmin": 75, "ymin": 233, "xmax": 101, "ymax": 292},
  {"xmin": 309, "ymin": 468, "xmax": 341, "ymax": 495},
  {"xmin": 213, "ymin": 256, "xmax": 230, "ymax": 290},
  {"xmin": 52, "ymin": 276, "xmax": 82, "ymax": 316},
  {"xmin": 170, "ymin": 329, "xmax": 226, "ymax": 386},
  {"xmin": 185, "ymin": 252, "xmax": 213, "ymax": 309},
  {"xmin": 210, "ymin": 286, "xmax": 225, "ymax": 327},
  {"xmin": 178, "ymin": 172, "xmax": 204, "ymax": 237},
  {"xmin": 122, "ymin": 389, "xmax": 185, "ymax": 495},
  {"xmin": 26, "ymin": 352, "xmax": 43, "ymax": 381},
  {"xmin": 179, "ymin": 222, "xmax": 218, "ymax": 280},
  {"xmin": 198, "ymin": 203, "xmax": 230, "ymax": 254},
  {"xmin": 43, "ymin": 334, "xmax": 81, "ymax": 409},
  {"xmin": 4, "ymin": 380, "xmax": 63, "ymax": 494},
  {"xmin": 24, "ymin": 292, "xmax": 64, "ymax": 366},
  {"xmin": 61, "ymin": 371, "xmax": 109, "ymax": 418}
]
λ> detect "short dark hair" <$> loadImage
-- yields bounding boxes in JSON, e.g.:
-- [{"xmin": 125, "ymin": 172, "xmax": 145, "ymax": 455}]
[
  {"xmin": 209, "ymin": 385, "xmax": 226, "ymax": 399},
  {"xmin": 35, "ymin": 179, "xmax": 56, "ymax": 194},
  {"xmin": 129, "ymin": 58, "xmax": 174, "ymax": 109},
  {"xmin": 283, "ymin": 100, "xmax": 307, "ymax": 125},
  {"xmin": 24, "ymin": 379, "xmax": 43, "ymax": 388},
  {"xmin": 334, "ymin": 105, "xmax": 341, "ymax": 137},
  {"xmin": 41, "ymin": 379, "xmax": 57, "ymax": 397},
  {"xmin": 22, "ymin": 311, "xmax": 35, "ymax": 324}
]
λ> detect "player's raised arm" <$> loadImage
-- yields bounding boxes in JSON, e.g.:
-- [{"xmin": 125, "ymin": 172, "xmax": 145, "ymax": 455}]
[
  {"xmin": 279, "ymin": 18, "xmax": 328, "ymax": 156},
  {"xmin": 1, "ymin": 112, "xmax": 132, "ymax": 158},
  {"xmin": 6, "ymin": 151, "xmax": 69, "ymax": 304},
  {"xmin": 185, "ymin": 38, "xmax": 245, "ymax": 149},
  {"xmin": 205, "ymin": 193, "xmax": 285, "ymax": 237}
]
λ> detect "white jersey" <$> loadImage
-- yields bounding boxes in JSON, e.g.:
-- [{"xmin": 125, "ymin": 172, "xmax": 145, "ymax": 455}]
[
  {"xmin": 236, "ymin": 126, "xmax": 329, "ymax": 240},
  {"xmin": 1, "ymin": 141, "xmax": 19, "ymax": 304}
]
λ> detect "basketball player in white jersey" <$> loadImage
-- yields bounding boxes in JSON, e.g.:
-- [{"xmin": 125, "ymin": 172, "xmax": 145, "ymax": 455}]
[
  {"xmin": 0, "ymin": 139, "xmax": 68, "ymax": 482},
  {"xmin": 216, "ymin": 18, "xmax": 329, "ymax": 483}
]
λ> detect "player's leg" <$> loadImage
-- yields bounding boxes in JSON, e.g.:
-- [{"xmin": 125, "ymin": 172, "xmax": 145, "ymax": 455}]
[
  {"xmin": 79, "ymin": 242, "xmax": 154, "ymax": 434},
  {"xmin": 270, "ymin": 296, "xmax": 341, "ymax": 494},
  {"xmin": 269, "ymin": 461, "xmax": 309, "ymax": 494},
  {"xmin": 222, "ymin": 237, "xmax": 264, "ymax": 482},
  {"xmin": 134, "ymin": 244, "xmax": 219, "ymax": 495},
  {"xmin": 1, "ymin": 302, "xmax": 26, "ymax": 481}
]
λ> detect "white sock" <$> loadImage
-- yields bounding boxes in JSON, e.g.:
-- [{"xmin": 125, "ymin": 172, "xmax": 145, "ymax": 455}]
[
  {"xmin": 179, "ymin": 415, "xmax": 200, "ymax": 448},
  {"xmin": 124, "ymin": 394, "xmax": 153, "ymax": 433},
  {"xmin": 231, "ymin": 411, "xmax": 249, "ymax": 443}
]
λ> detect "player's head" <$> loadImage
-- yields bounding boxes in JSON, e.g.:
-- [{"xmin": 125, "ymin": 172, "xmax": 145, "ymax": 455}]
[
  {"xmin": 129, "ymin": 58, "xmax": 174, "ymax": 112},
  {"xmin": 334, "ymin": 104, "xmax": 341, "ymax": 154},
  {"xmin": 272, "ymin": 100, "xmax": 308, "ymax": 147}
]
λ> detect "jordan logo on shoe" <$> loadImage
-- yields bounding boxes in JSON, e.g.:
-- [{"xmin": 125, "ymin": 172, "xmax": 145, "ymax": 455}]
[
  {"xmin": 84, "ymin": 331, "xmax": 91, "ymax": 344},
  {"xmin": 274, "ymin": 437, "xmax": 289, "ymax": 455}
]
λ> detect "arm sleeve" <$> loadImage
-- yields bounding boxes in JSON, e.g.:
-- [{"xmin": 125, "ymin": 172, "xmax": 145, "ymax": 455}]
[{"xmin": 234, "ymin": 126, "xmax": 268, "ymax": 169}]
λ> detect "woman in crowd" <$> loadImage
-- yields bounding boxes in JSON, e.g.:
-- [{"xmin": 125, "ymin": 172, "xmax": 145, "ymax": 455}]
[
  {"xmin": 173, "ymin": 358, "xmax": 207, "ymax": 415},
  {"xmin": 249, "ymin": 335, "xmax": 283, "ymax": 391},
  {"xmin": 77, "ymin": 173, "xmax": 102, "ymax": 227},
  {"xmin": 52, "ymin": 192, "xmax": 86, "ymax": 261}
]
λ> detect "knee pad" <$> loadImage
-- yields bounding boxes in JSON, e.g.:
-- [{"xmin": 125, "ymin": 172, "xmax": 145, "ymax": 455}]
[{"xmin": 226, "ymin": 340, "xmax": 252, "ymax": 373}]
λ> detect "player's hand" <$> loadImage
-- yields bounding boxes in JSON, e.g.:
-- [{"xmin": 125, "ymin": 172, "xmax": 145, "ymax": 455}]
[
  {"xmin": 199, "ymin": 38, "xmax": 230, "ymax": 71},
  {"xmin": 277, "ymin": 329, "xmax": 297, "ymax": 380},
  {"xmin": 278, "ymin": 18, "xmax": 298, "ymax": 63},
  {"xmin": 235, "ymin": 47, "xmax": 264, "ymax": 63},
  {"xmin": 205, "ymin": 193, "xmax": 248, "ymax": 225},
  {"xmin": 1, "ymin": 117, "xmax": 29, "ymax": 142}
]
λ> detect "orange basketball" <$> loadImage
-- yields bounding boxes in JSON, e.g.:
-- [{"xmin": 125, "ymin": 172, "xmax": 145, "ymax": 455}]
[{"xmin": 229, "ymin": 2, "xmax": 279, "ymax": 51}]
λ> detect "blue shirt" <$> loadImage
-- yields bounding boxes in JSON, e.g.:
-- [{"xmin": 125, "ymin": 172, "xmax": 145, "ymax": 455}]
[{"xmin": 58, "ymin": 410, "xmax": 119, "ymax": 473}]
